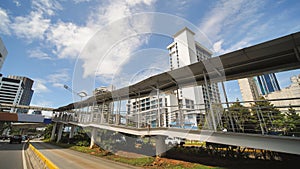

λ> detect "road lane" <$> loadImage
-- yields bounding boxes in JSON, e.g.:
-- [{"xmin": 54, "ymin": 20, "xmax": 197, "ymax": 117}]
[
  {"xmin": 0, "ymin": 140, "xmax": 24, "ymax": 169},
  {"xmin": 30, "ymin": 141, "xmax": 141, "ymax": 169}
]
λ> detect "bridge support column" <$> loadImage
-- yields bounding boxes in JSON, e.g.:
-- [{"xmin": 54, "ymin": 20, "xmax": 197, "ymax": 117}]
[
  {"xmin": 69, "ymin": 125, "xmax": 75, "ymax": 139},
  {"xmin": 56, "ymin": 123, "xmax": 64, "ymax": 143},
  {"xmin": 50, "ymin": 122, "xmax": 57, "ymax": 141},
  {"xmin": 90, "ymin": 128, "xmax": 97, "ymax": 149},
  {"xmin": 155, "ymin": 136, "xmax": 167, "ymax": 157},
  {"xmin": 19, "ymin": 128, "xmax": 28, "ymax": 135}
]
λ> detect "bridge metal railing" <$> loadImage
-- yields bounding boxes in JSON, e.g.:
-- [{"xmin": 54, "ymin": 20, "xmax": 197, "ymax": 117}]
[{"xmin": 52, "ymin": 97, "xmax": 300, "ymax": 138}]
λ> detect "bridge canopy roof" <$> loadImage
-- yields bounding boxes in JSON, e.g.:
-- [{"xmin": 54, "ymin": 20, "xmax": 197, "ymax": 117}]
[{"xmin": 55, "ymin": 31, "xmax": 300, "ymax": 111}]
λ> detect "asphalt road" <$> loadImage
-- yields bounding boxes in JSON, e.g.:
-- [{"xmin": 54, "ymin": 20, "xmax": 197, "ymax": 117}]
[
  {"xmin": 30, "ymin": 141, "xmax": 141, "ymax": 169},
  {"xmin": 0, "ymin": 140, "xmax": 25, "ymax": 169}
]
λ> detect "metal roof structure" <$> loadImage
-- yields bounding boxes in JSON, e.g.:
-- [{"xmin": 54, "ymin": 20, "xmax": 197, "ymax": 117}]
[
  {"xmin": 0, "ymin": 103, "xmax": 54, "ymax": 111},
  {"xmin": 55, "ymin": 31, "xmax": 300, "ymax": 111}
]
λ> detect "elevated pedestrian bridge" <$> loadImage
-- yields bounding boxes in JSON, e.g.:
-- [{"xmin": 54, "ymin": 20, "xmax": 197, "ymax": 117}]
[{"xmin": 52, "ymin": 31, "xmax": 300, "ymax": 156}]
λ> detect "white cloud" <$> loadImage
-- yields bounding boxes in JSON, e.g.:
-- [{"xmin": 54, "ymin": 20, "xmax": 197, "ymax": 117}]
[
  {"xmin": 213, "ymin": 37, "xmax": 253, "ymax": 55},
  {"xmin": 47, "ymin": 0, "xmax": 156, "ymax": 79},
  {"xmin": 199, "ymin": 0, "xmax": 263, "ymax": 42},
  {"xmin": 0, "ymin": 8, "xmax": 11, "ymax": 35},
  {"xmin": 32, "ymin": 0, "xmax": 62, "ymax": 16},
  {"xmin": 212, "ymin": 40, "xmax": 224, "ymax": 54},
  {"xmin": 13, "ymin": 0, "xmax": 21, "ymax": 7},
  {"xmin": 126, "ymin": 0, "xmax": 156, "ymax": 6},
  {"xmin": 47, "ymin": 69, "xmax": 70, "ymax": 88},
  {"xmin": 33, "ymin": 69, "xmax": 70, "ymax": 93},
  {"xmin": 88, "ymin": 0, "xmax": 155, "ymax": 25},
  {"xmin": 11, "ymin": 11, "xmax": 50, "ymax": 40},
  {"xmin": 33, "ymin": 79, "xmax": 50, "ymax": 93},
  {"xmin": 73, "ymin": 0, "xmax": 91, "ymax": 4},
  {"xmin": 28, "ymin": 48, "xmax": 53, "ymax": 60},
  {"xmin": 92, "ymin": 34, "xmax": 149, "ymax": 78},
  {"xmin": 46, "ymin": 22, "xmax": 94, "ymax": 59}
]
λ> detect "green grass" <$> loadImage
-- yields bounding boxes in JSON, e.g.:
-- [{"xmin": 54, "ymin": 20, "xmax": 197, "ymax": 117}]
[{"xmin": 44, "ymin": 140, "xmax": 225, "ymax": 169}]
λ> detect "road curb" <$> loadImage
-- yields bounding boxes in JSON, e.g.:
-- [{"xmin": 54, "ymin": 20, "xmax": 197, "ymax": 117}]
[{"xmin": 26, "ymin": 142, "xmax": 59, "ymax": 169}]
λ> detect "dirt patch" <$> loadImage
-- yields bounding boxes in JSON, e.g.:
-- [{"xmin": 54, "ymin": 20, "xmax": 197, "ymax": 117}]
[
  {"xmin": 115, "ymin": 150, "xmax": 148, "ymax": 158},
  {"xmin": 144, "ymin": 156, "xmax": 210, "ymax": 169}
]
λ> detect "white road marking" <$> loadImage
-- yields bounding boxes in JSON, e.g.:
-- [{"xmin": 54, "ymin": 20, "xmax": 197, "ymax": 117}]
[{"xmin": 22, "ymin": 143, "xmax": 28, "ymax": 169}]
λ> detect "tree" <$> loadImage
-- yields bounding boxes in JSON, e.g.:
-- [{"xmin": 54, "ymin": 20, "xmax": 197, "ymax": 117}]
[
  {"xmin": 43, "ymin": 124, "xmax": 53, "ymax": 139},
  {"xmin": 227, "ymin": 99, "xmax": 252, "ymax": 133},
  {"xmin": 250, "ymin": 97, "xmax": 284, "ymax": 134},
  {"xmin": 284, "ymin": 106, "xmax": 300, "ymax": 136}
]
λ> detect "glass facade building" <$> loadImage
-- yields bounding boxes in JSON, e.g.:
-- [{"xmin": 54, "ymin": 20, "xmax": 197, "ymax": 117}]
[{"xmin": 256, "ymin": 73, "xmax": 280, "ymax": 95}]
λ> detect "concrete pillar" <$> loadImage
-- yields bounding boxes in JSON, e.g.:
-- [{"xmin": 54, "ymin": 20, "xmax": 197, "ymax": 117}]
[
  {"xmin": 69, "ymin": 125, "xmax": 75, "ymax": 139},
  {"xmin": 137, "ymin": 93, "xmax": 140, "ymax": 128},
  {"xmin": 100, "ymin": 102, "xmax": 105, "ymax": 124},
  {"xmin": 89, "ymin": 128, "xmax": 97, "ymax": 149},
  {"xmin": 50, "ymin": 122, "xmax": 57, "ymax": 141},
  {"xmin": 56, "ymin": 123, "xmax": 64, "ymax": 143},
  {"xmin": 155, "ymin": 136, "xmax": 167, "ymax": 157},
  {"xmin": 19, "ymin": 128, "xmax": 24, "ymax": 135},
  {"xmin": 157, "ymin": 88, "xmax": 161, "ymax": 127}
]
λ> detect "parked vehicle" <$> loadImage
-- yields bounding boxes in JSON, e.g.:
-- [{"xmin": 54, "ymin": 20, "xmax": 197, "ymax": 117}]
[
  {"xmin": 22, "ymin": 135, "xmax": 28, "ymax": 141},
  {"xmin": 0, "ymin": 135, "xmax": 9, "ymax": 140},
  {"xmin": 115, "ymin": 136, "xmax": 126, "ymax": 144},
  {"xmin": 10, "ymin": 135, "xmax": 22, "ymax": 144},
  {"xmin": 165, "ymin": 137, "xmax": 185, "ymax": 146}
]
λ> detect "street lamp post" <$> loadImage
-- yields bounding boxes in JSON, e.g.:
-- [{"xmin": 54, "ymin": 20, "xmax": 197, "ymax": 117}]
[{"xmin": 63, "ymin": 85, "xmax": 88, "ymax": 101}]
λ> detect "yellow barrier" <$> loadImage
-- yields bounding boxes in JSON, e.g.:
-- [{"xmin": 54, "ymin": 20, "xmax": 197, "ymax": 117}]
[{"xmin": 28, "ymin": 143, "xmax": 59, "ymax": 169}]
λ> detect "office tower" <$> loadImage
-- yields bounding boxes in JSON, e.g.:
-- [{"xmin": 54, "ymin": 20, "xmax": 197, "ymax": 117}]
[
  {"xmin": 257, "ymin": 73, "xmax": 280, "ymax": 95},
  {"xmin": 238, "ymin": 73, "xmax": 280, "ymax": 106},
  {"xmin": 238, "ymin": 77, "xmax": 260, "ymax": 107},
  {"xmin": 0, "ymin": 75, "xmax": 34, "ymax": 113}
]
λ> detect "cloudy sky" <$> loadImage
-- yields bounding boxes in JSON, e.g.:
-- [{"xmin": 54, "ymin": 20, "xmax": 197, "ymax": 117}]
[{"xmin": 0, "ymin": 0, "xmax": 300, "ymax": 108}]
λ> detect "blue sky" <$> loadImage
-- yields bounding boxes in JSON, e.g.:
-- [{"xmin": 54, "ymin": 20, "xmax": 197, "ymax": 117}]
[{"xmin": 0, "ymin": 0, "xmax": 300, "ymax": 109}]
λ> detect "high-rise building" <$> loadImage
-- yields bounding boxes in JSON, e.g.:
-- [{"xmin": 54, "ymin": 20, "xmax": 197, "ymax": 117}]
[
  {"xmin": 127, "ymin": 94, "xmax": 175, "ymax": 127},
  {"xmin": 265, "ymin": 74, "xmax": 300, "ymax": 112},
  {"xmin": 127, "ymin": 27, "xmax": 221, "ymax": 128},
  {"xmin": 0, "ymin": 75, "xmax": 34, "ymax": 113},
  {"xmin": 238, "ymin": 73, "xmax": 281, "ymax": 106},
  {"xmin": 257, "ymin": 73, "xmax": 280, "ymax": 95},
  {"xmin": 238, "ymin": 77, "xmax": 260, "ymax": 107},
  {"xmin": 166, "ymin": 27, "xmax": 221, "ymax": 125},
  {"xmin": 0, "ymin": 37, "xmax": 8, "ymax": 71}
]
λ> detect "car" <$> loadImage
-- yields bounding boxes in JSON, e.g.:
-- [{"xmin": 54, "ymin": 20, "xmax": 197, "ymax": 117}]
[
  {"xmin": 0, "ymin": 135, "xmax": 9, "ymax": 140},
  {"xmin": 115, "ymin": 136, "xmax": 126, "ymax": 144},
  {"xmin": 10, "ymin": 135, "xmax": 22, "ymax": 144},
  {"xmin": 165, "ymin": 137, "xmax": 185, "ymax": 146},
  {"xmin": 22, "ymin": 135, "xmax": 28, "ymax": 141}
]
